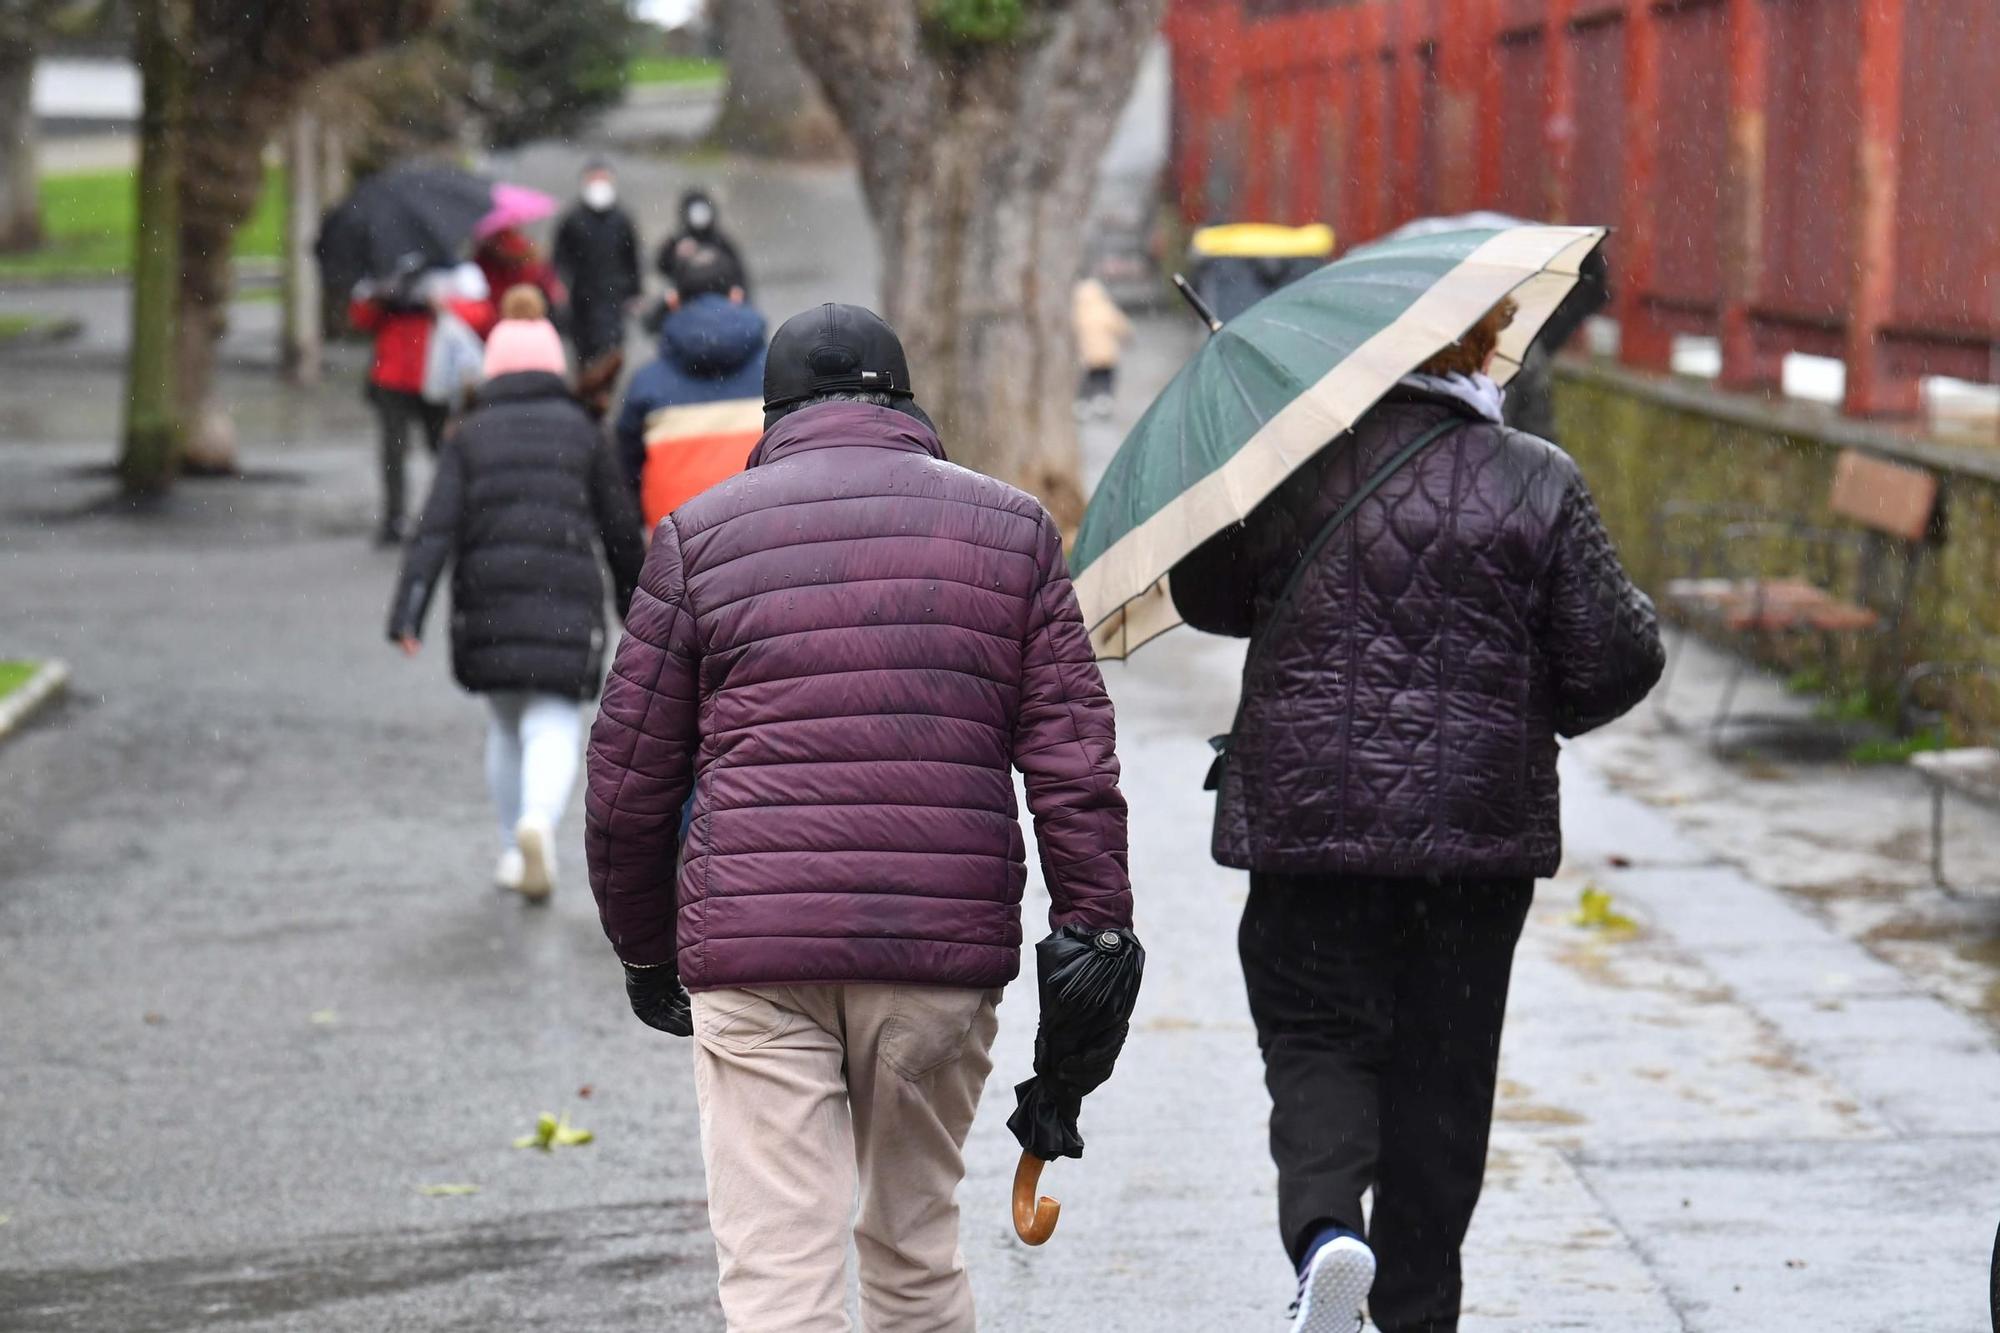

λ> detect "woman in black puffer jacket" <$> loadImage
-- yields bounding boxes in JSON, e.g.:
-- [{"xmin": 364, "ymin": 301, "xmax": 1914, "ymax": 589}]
[{"xmin": 389, "ymin": 288, "xmax": 644, "ymax": 901}]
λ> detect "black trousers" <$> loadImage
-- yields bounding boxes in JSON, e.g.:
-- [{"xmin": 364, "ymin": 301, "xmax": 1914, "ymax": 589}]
[
  {"xmin": 370, "ymin": 386, "xmax": 447, "ymax": 529},
  {"xmin": 1239, "ymin": 873, "xmax": 1534, "ymax": 1333}
]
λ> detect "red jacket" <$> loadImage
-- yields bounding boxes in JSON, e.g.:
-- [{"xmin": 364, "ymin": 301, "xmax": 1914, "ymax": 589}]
[
  {"xmin": 349, "ymin": 297, "xmax": 498, "ymax": 395},
  {"xmin": 584, "ymin": 402, "xmax": 1131, "ymax": 984}
]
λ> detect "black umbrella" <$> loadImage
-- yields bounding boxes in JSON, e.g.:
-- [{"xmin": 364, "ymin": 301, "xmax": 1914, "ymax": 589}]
[
  {"xmin": 316, "ymin": 164, "xmax": 497, "ymax": 299},
  {"xmin": 1006, "ymin": 924, "xmax": 1145, "ymax": 1244}
]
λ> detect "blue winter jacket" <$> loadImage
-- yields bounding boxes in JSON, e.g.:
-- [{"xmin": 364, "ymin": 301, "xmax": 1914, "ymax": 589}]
[{"xmin": 614, "ymin": 295, "xmax": 769, "ymax": 495}]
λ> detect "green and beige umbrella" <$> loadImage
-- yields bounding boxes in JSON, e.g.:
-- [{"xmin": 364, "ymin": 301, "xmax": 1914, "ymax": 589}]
[{"xmin": 1072, "ymin": 223, "xmax": 1608, "ymax": 658}]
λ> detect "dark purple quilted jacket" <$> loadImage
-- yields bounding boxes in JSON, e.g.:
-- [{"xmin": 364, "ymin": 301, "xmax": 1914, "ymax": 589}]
[
  {"xmin": 1172, "ymin": 387, "xmax": 1663, "ymax": 879},
  {"xmin": 584, "ymin": 401, "xmax": 1131, "ymax": 987}
]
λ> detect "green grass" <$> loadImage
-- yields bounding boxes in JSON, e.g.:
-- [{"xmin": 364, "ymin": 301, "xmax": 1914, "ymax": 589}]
[
  {"xmin": 0, "ymin": 661, "xmax": 39, "ymax": 702},
  {"xmin": 0, "ymin": 314, "xmax": 41, "ymax": 339},
  {"xmin": 1849, "ymin": 727, "xmax": 1953, "ymax": 766},
  {"xmin": 0, "ymin": 166, "xmax": 285, "ymax": 281},
  {"xmin": 627, "ymin": 54, "xmax": 723, "ymax": 86}
]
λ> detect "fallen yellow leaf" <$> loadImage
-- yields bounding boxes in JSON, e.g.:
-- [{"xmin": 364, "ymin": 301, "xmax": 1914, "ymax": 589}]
[
  {"xmin": 418, "ymin": 1184, "xmax": 479, "ymax": 1197},
  {"xmin": 514, "ymin": 1112, "xmax": 594, "ymax": 1152},
  {"xmin": 1571, "ymin": 885, "xmax": 1638, "ymax": 934}
]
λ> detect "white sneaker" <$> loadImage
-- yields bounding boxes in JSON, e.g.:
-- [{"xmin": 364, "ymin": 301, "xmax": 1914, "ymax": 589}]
[
  {"xmin": 1289, "ymin": 1234, "xmax": 1374, "ymax": 1332},
  {"xmin": 513, "ymin": 818, "xmax": 555, "ymax": 901},
  {"xmin": 494, "ymin": 848, "xmax": 526, "ymax": 891}
]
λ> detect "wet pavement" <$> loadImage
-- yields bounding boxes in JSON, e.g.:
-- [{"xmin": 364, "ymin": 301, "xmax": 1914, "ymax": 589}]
[{"xmin": 7, "ymin": 121, "xmax": 2000, "ymax": 1333}]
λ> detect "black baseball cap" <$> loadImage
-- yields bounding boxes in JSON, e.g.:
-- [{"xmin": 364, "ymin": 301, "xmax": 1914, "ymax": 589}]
[{"xmin": 763, "ymin": 303, "xmax": 918, "ymax": 414}]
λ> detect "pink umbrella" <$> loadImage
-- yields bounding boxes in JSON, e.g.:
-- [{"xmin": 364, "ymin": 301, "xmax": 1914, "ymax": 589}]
[{"xmin": 474, "ymin": 183, "xmax": 557, "ymax": 240}]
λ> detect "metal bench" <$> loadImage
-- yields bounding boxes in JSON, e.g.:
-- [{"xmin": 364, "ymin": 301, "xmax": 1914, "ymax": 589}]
[
  {"xmin": 1900, "ymin": 658, "xmax": 2000, "ymax": 889},
  {"xmin": 1655, "ymin": 448, "xmax": 1940, "ymax": 744}
]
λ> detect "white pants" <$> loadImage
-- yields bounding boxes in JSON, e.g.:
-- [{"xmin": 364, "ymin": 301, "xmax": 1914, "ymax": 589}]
[
  {"xmin": 692, "ymin": 985, "xmax": 1001, "ymax": 1333},
  {"xmin": 482, "ymin": 692, "xmax": 582, "ymax": 846}
]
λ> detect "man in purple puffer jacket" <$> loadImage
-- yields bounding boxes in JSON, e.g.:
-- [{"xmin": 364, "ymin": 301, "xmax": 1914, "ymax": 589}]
[{"xmin": 585, "ymin": 303, "xmax": 1130, "ymax": 1331}]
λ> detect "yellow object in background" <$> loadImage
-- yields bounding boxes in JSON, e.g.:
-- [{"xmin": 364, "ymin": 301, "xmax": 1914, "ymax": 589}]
[{"xmin": 1189, "ymin": 223, "xmax": 1336, "ymax": 259}]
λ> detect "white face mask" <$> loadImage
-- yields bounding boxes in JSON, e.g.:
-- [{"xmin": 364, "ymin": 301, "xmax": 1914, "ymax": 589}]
[
  {"xmin": 685, "ymin": 199, "xmax": 715, "ymax": 231},
  {"xmin": 582, "ymin": 178, "xmax": 616, "ymax": 211}
]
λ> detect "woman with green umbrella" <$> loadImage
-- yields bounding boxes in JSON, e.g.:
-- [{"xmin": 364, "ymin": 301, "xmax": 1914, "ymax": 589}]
[{"xmin": 1074, "ymin": 225, "xmax": 1664, "ymax": 1333}]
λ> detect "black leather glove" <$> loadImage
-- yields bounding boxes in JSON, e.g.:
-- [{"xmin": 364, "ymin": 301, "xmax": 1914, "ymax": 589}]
[{"xmin": 624, "ymin": 963, "xmax": 693, "ymax": 1037}]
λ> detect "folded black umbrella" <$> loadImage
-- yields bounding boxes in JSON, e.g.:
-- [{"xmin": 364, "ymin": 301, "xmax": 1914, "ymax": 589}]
[
  {"xmin": 1008, "ymin": 924, "xmax": 1145, "ymax": 1163},
  {"xmin": 316, "ymin": 164, "xmax": 496, "ymax": 299}
]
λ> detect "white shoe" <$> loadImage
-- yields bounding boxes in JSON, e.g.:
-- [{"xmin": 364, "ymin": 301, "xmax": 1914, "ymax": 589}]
[
  {"xmin": 494, "ymin": 848, "xmax": 526, "ymax": 892},
  {"xmin": 1289, "ymin": 1234, "xmax": 1374, "ymax": 1332},
  {"xmin": 513, "ymin": 818, "xmax": 555, "ymax": 901}
]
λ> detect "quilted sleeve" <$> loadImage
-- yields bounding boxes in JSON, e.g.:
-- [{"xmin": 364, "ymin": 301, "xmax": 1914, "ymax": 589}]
[
  {"xmin": 585, "ymin": 515, "xmax": 701, "ymax": 967},
  {"xmin": 1169, "ymin": 461, "xmax": 1315, "ymax": 637},
  {"xmin": 588, "ymin": 436, "xmax": 645, "ymax": 618},
  {"xmin": 1014, "ymin": 514, "xmax": 1133, "ymax": 931},
  {"xmin": 1543, "ymin": 479, "xmax": 1666, "ymax": 737},
  {"xmin": 386, "ymin": 437, "xmax": 465, "ymax": 641}
]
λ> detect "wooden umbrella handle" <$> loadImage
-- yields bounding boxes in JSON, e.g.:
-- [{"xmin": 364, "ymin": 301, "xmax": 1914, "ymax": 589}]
[{"xmin": 1012, "ymin": 1151, "xmax": 1060, "ymax": 1245}]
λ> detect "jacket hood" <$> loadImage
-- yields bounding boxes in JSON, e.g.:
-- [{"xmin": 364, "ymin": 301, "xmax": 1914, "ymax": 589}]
[
  {"xmin": 659, "ymin": 294, "xmax": 766, "ymax": 376},
  {"xmin": 748, "ymin": 401, "xmax": 947, "ymax": 469}
]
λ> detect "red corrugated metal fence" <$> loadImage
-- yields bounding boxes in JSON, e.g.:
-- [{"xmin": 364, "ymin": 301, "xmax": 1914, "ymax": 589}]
[{"xmin": 1165, "ymin": 0, "xmax": 2000, "ymax": 414}]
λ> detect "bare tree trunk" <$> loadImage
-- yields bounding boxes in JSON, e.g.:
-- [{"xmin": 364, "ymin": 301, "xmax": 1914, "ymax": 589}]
[
  {"xmin": 281, "ymin": 108, "xmax": 323, "ymax": 384},
  {"xmin": 121, "ymin": 0, "xmax": 190, "ymax": 495},
  {"xmin": 0, "ymin": 44, "xmax": 41, "ymax": 252},
  {"xmin": 175, "ymin": 88, "xmax": 273, "ymax": 472},
  {"xmin": 161, "ymin": 0, "xmax": 449, "ymax": 479},
  {"xmin": 711, "ymin": 0, "xmax": 844, "ymax": 158},
  {"xmin": 778, "ymin": 2, "xmax": 1163, "ymax": 530}
]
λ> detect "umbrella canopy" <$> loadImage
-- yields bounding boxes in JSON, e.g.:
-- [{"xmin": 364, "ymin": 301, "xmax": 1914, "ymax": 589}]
[
  {"xmin": 1072, "ymin": 223, "xmax": 1608, "ymax": 659},
  {"xmin": 474, "ymin": 183, "xmax": 557, "ymax": 241},
  {"xmin": 316, "ymin": 164, "xmax": 499, "ymax": 298},
  {"xmin": 1007, "ymin": 925, "xmax": 1145, "ymax": 1163}
]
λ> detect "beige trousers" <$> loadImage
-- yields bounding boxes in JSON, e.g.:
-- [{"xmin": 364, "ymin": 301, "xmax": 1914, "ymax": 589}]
[{"xmin": 691, "ymin": 984, "xmax": 1001, "ymax": 1333}]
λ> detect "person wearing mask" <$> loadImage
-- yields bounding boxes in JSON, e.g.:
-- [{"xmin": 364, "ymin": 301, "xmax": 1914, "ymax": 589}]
[
  {"xmin": 654, "ymin": 187, "xmax": 749, "ymax": 297},
  {"xmin": 1172, "ymin": 297, "xmax": 1664, "ymax": 1333},
  {"xmin": 348, "ymin": 262, "xmax": 497, "ymax": 545},
  {"xmin": 388, "ymin": 286, "xmax": 644, "ymax": 900},
  {"xmin": 552, "ymin": 159, "xmax": 642, "ymax": 371},
  {"xmin": 584, "ymin": 303, "xmax": 1132, "ymax": 1331},
  {"xmin": 614, "ymin": 245, "xmax": 767, "ymax": 529}
]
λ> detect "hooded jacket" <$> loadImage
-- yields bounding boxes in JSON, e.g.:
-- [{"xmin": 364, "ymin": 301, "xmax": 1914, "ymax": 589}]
[
  {"xmin": 389, "ymin": 371, "xmax": 644, "ymax": 699},
  {"xmin": 613, "ymin": 294, "xmax": 769, "ymax": 527},
  {"xmin": 1171, "ymin": 385, "xmax": 1663, "ymax": 880},
  {"xmin": 583, "ymin": 401, "xmax": 1132, "ymax": 987}
]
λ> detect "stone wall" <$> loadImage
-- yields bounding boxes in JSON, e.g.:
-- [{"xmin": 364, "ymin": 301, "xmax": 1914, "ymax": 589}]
[{"xmin": 1553, "ymin": 359, "xmax": 2000, "ymax": 737}]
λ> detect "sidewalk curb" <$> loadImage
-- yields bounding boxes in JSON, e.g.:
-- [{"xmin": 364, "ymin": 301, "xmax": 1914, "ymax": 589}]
[
  {"xmin": 0, "ymin": 661, "xmax": 71, "ymax": 745},
  {"xmin": 0, "ymin": 316, "xmax": 85, "ymax": 350},
  {"xmin": 0, "ymin": 259, "xmax": 280, "ymax": 293}
]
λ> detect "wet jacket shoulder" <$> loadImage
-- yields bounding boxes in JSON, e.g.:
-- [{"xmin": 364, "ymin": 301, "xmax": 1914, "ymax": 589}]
[
  {"xmin": 387, "ymin": 370, "xmax": 644, "ymax": 699},
  {"xmin": 1171, "ymin": 388, "xmax": 1663, "ymax": 878},
  {"xmin": 584, "ymin": 401, "xmax": 1130, "ymax": 985}
]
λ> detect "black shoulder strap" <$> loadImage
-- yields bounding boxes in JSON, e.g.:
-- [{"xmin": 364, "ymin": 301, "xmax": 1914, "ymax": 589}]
[
  {"xmin": 1205, "ymin": 415, "xmax": 1462, "ymax": 790},
  {"xmin": 1250, "ymin": 416, "xmax": 1460, "ymax": 655}
]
